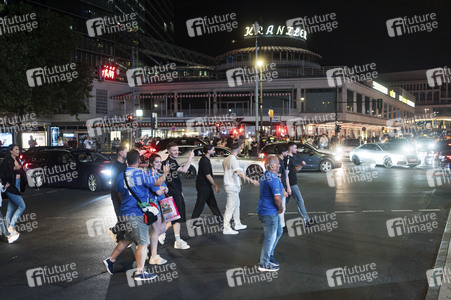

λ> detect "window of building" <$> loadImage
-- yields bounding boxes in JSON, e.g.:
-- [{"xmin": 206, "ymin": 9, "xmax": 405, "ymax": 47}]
[
  {"xmin": 384, "ymin": 103, "xmax": 387, "ymax": 118},
  {"xmin": 365, "ymin": 96, "xmax": 370, "ymax": 115},
  {"xmin": 347, "ymin": 89, "xmax": 354, "ymax": 112},
  {"xmin": 356, "ymin": 93, "xmax": 362, "ymax": 113},
  {"xmin": 372, "ymin": 99, "xmax": 376, "ymax": 116},
  {"xmin": 96, "ymin": 89, "xmax": 108, "ymax": 114}
]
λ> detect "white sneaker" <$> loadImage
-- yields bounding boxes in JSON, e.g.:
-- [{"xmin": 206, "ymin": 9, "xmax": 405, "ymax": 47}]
[
  {"xmin": 174, "ymin": 239, "xmax": 190, "ymax": 250},
  {"xmin": 223, "ymin": 228, "xmax": 239, "ymax": 235},
  {"xmin": 234, "ymin": 224, "xmax": 247, "ymax": 230},
  {"xmin": 158, "ymin": 233, "xmax": 166, "ymax": 245},
  {"xmin": 149, "ymin": 255, "xmax": 167, "ymax": 265},
  {"xmin": 8, "ymin": 232, "xmax": 20, "ymax": 244}
]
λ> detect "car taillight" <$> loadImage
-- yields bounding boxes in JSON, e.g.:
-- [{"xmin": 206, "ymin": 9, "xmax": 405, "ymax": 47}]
[
  {"xmin": 259, "ymin": 153, "xmax": 266, "ymax": 158},
  {"xmin": 446, "ymin": 155, "xmax": 451, "ymax": 160},
  {"xmin": 150, "ymin": 148, "xmax": 156, "ymax": 153},
  {"xmin": 24, "ymin": 163, "xmax": 29, "ymax": 168},
  {"xmin": 19, "ymin": 155, "xmax": 23, "ymax": 159}
]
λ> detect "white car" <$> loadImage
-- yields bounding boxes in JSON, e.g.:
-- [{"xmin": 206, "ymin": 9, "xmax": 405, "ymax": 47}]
[
  {"xmin": 155, "ymin": 145, "xmax": 195, "ymax": 162},
  {"xmin": 173, "ymin": 146, "xmax": 266, "ymax": 180},
  {"xmin": 335, "ymin": 139, "xmax": 362, "ymax": 158},
  {"xmin": 349, "ymin": 143, "xmax": 419, "ymax": 168}
]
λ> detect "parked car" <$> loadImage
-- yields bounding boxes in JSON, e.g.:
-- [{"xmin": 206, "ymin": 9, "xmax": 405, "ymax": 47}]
[
  {"xmin": 349, "ymin": 143, "xmax": 419, "ymax": 168},
  {"xmin": 25, "ymin": 149, "xmax": 113, "ymax": 192},
  {"xmin": 260, "ymin": 142, "xmax": 342, "ymax": 172},
  {"xmin": 432, "ymin": 140, "xmax": 451, "ymax": 169},
  {"xmin": 20, "ymin": 146, "xmax": 69, "ymax": 164},
  {"xmin": 175, "ymin": 146, "xmax": 265, "ymax": 180}
]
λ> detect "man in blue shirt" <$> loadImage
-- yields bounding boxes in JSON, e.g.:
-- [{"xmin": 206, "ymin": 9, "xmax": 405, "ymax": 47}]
[{"xmin": 257, "ymin": 155, "xmax": 286, "ymax": 272}]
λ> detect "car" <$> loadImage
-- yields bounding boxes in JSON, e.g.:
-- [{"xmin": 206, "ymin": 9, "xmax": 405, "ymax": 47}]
[
  {"xmin": 139, "ymin": 138, "xmax": 208, "ymax": 164},
  {"xmin": 432, "ymin": 140, "xmax": 451, "ymax": 169},
  {"xmin": 335, "ymin": 139, "xmax": 362, "ymax": 158},
  {"xmin": 349, "ymin": 142, "xmax": 419, "ymax": 168},
  {"xmin": 175, "ymin": 146, "xmax": 266, "ymax": 180},
  {"xmin": 156, "ymin": 145, "xmax": 196, "ymax": 162},
  {"xmin": 20, "ymin": 146, "xmax": 70, "ymax": 164},
  {"xmin": 24, "ymin": 149, "xmax": 113, "ymax": 192},
  {"xmin": 260, "ymin": 142, "xmax": 342, "ymax": 172}
]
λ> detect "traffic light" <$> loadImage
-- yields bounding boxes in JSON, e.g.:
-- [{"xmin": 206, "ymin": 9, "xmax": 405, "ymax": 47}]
[
  {"xmin": 335, "ymin": 124, "xmax": 341, "ymax": 133},
  {"xmin": 127, "ymin": 115, "xmax": 134, "ymax": 123}
]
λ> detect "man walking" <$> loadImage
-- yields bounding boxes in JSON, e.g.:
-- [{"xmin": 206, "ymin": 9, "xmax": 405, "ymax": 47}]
[
  {"xmin": 257, "ymin": 155, "xmax": 285, "ymax": 272},
  {"xmin": 276, "ymin": 144, "xmax": 290, "ymax": 228},
  {"xmin": 284, "ymin": 142, "xmax": 314, "ymax": 226},
  {"xmin": 191, "ymin": 145, "xmax": 222, "ymax": 220},
  {"xmin": 222, "ymin": 143, "xmax": 259, "ymax": 235}
]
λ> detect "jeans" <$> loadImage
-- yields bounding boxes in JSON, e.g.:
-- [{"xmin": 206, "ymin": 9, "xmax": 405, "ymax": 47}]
[
  {"xmin": 223, "ymin": 185, "xmax": 242, "ymax": 230},
  {"xmin": 0, "ymin": 210, "xmax": 10, "ymax": 237},
  {"xmin": 286, "ymin": 185, "xmax": 310, "ymax": 221},
  {"xmin": 258, "ymin": 214, "xmax": 283, "ymax": 266},
  {"xmin": 6, "ymin": 180, "xmax": 26, "ymax": 229}
]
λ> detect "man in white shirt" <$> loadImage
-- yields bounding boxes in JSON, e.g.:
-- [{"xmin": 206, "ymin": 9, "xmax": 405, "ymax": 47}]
[
  {"xmin": 222, "ymin": 143, "xmax": 259, "ymax": 235},
  {"xmin": 84, "ymin": 136, "xmax": 93, "ymax": 149}
]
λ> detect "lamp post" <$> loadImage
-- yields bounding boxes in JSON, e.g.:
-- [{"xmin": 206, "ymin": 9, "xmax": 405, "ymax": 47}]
[
  {"xmin": 253, "ymin": 21, "xmax": 260, "ymax": 153},
  {"xmin": 258, "ymin": 60, "xmax": 263, "ymax": 136}
]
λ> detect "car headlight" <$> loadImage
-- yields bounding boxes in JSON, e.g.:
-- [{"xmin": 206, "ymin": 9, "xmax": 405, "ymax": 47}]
[
  {"xmin": 333, "ymin": 153, "xmax": 342, "ymax": 161},
  {"xmin": 100, "ymin": 169, "xmax": 111, "ymax": 176},
  {"xmin": 402, "ymin": 145, "xmax": 415, "ymax": 154}
]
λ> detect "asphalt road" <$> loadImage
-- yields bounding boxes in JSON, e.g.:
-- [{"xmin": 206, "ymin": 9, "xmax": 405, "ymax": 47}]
[{"xmin": 0, "ymin": 161, "xmax": 450, "ymax": 300}]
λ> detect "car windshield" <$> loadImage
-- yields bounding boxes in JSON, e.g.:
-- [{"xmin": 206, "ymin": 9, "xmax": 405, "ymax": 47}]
[
  {"xmin": 378, "ymin": 143, "xmax": 394, "ymax": 151},
  {"xmin": 343, "ymin": 139, "xmax": 360, "ymax": 146}
]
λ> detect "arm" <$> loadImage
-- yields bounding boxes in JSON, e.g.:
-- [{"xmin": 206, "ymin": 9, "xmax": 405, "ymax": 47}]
[
  {"xmin": 154, "ymin": 164, "xmax": 170, "ymax": 186},
  {"xmin": 274, "ymin": 195, "xmax": 283, "ymax": 214},
  {"xmin": 206, "ymin": 174, "xmax": 220, "ymax": 193},
  {"xmin": 236, "ymin": 169, "xmax": 259, "ymax": 186},
  {"xmin": 178, "ymin": 150, "xmax": 194, "ymax": 173}
]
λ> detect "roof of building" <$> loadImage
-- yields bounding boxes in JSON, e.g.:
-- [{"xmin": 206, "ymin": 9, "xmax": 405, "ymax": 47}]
[{"xmin": 215, "ymin": 46, "xmax": 322, "ymax": 60}]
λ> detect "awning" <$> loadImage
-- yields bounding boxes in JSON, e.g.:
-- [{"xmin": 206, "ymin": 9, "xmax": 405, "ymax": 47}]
[{"xmin": 111, "ymin": 92, "xmax": 291, "ymax": 100}]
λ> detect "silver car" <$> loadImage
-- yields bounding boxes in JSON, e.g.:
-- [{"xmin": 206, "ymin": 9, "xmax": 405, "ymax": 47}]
[{"xmin": 349, "ymin": 142, "xmax": 420, "ymax": 168}]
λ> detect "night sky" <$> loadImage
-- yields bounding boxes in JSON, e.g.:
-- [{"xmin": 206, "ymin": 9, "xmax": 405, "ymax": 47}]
[{"xmin": 173, "ymin": 0, "xmax": 450, "ymax": 73}]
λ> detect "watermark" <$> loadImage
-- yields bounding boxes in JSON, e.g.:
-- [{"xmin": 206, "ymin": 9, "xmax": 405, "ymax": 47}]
[
  {"xmin": 187, "ymin": 215, "xmax": 223, "ymax": 237},
  {"xmin": 326, "ymin": 165, "xmax": 377, "ymax": 187},
  {"xmin": 186, "ymin": 13, "xmax": 237, "ymax": 37},
  {"xmin": 286, "ymin": 213, "xmax": 338, "ymax": 237},
  {"xmin": 326, "ymin": 63, "xmax": 377, "ymax": 87},
  {"xmin": 386, "ymin": 112, "xmax": 435, "ymax": 137},
  {"xmin": 427, "ymin": 168, "xmax": 451, "ymax": 188},
  {"xmin": 386, "ymin": 13, "xmax": 438, "ymax": 38},
  {"xmin": 386, "ymin": 213, "xmax": 438, "ymax": 237},
  {"xmin": 126, "ymin": 263, "xmax": 178, "ymax": 287},
  {"xmin": 14, "ymin": 213, "xmax": 38, "ymax": 233},
  {"xmin": 26, "ymin": 163, "xmax": 78, "ymax": 188},
  {"xmin": 286, "ymin": 12, "xmax": 338, "ymax": 34},
  {"xmin": 186, "ymin": 113, "xmax": 238, "ymax": 136},
  {"xmin": 26, "ymin": 263, "xmax": 78, "ymax": 287},
  {"xmin": 86, "ymin": 215, "xmax": 138, "ymax": 238},
  {"xmin": 86, "ymin": 13, "xmax": 138, "ymax": 37},
  {"xmin": 0, "ymin": 113, "xmax": 38, "ymax": 133},
  {"xmin": 0, "ymin": 13, "xmax": 38, "ymax": 36},
  {"xmin": 426, "ymin": 67, "xmax": 451, "ymax": 88},
  {"xmin": 286, "ymin": 113, "xmax": 336, "ymax": 137},
  {"xmin": 86, "ymin": 114, "xmax": 138, "ymax": 137},
  {"xmin": 226, "ymin": 265, "xmax": 278, "ymax": 287},
  {"xmin": 326, "ymin": 263, "xmax": 378, "ymax": 287},
  {"xmin": 126, "ymin": 63, "xmax": 178, "ymax": 87},
  {"xmin": 226, "ymin": 63, "xmax": 278, "ymax": 87},
  {"xmin": 26, "ymin": 63, "xmax": 78, "ymax": 87},
  {"xmin": 426, "ymin": 266, "xmax": 451, "ymax": 287}
]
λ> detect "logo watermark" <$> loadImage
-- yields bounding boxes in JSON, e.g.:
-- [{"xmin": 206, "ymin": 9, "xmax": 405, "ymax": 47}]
[
  {"xmin": 86, "ymin": 13, "xmax": 138, "ymax": 37},
  {"xmin": 326, "ymin": 263, "xmax": 378, "ymax": 287},
  {"xmin": 226, "ymin": 63, "xmax": 278, "ymax": 87},
  {"xmin": 326, "ymin": 165, "xmax": 377, "ymax": 187},
  {"xmin": 286, "ymin": 12, "xmax": 338, "ymax": 34},
  {"xmin": 426, "ymin": 267, "xmax": 451, "ymax": 287},
  {"xmin": 427, "ymin": 168, "xmax": 451, "ymax": 187},
  {"xmin": 187, "ymin": 13, "xmax": 237, "ymax": 37},
  {"xmin": 186, "ymin": 215, "xmax": 223, "ymax": 237},
  {"xmin": 186, "ymin": 113, "xmax": 238, "ymax": 136},
  {"xmin": 386, "ymin": 213, "xmax": 438, "ymax": 237},
  {"xmin": 13, "ymin": 213, "xmax": 38, "ymax": 233},
  {"xmin": 126, "ymin": 63, "xmax": 178, "ymax": 87},
  {"xmin": 86, "ymin": 114, "xmax": 138, "ymax": 137},
  {"xmin": 86, "ymin": 215, "xmax": 138, "ymax": 238},
  {"xmin": 26, "ymin": 63, "xmax": 78, "ymax": 87},
  {"xmin": 386, "ymin": 112, "xmax": 435, "ymax": 137},
  {"xmin": 26, "ymin": 263, "xmax": 78, "ymax": 287},
  {"xmin": 126, "ymin": 263, "xmax": 178, "ymax": 287},
  {"xmin": 286, "ymin": 213, "xmax": 338, "ymax": 237},
  {"xmin": 386, "ymin": 13, "xmax": 438, "ymax": 37},
  {"xmin": 326, "ymin": 63, "xmax": 377, "ymax": 87},
  {"xmin": 0, "ymin": 113, "xmax": 38, "ymax": 133},
  {"xmin": 226, "ymin": 265, "xmax": 278, "ymax": 287},
  {"xmin": 426, "ymin": 67, "xmax": 451, "ymax": 88},
  {"xmin": 0, "ymin": 13, "xmax": 38, "ymax": 36}
]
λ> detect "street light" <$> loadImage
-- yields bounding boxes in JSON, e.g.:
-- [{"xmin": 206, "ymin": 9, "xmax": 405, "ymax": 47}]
[{"xmin": 256, "ymin": 59, "xmax": 264, "ymax": 137}]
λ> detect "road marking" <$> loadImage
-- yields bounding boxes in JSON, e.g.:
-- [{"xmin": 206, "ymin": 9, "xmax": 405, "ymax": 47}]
[
  {"xmin": 391, "ymin": 210, "xmax": 413, "ymax": 212},
  {"xmin": 335, "ymin": 211, "xmax": 356, "ymax": 214},
  {"xmin": 419, "ymin": 209, "xmax": 441, "ymax": 212},
  {"xmin": 362, "ymin": 210, "xmax": 385, "ymax": 213}
]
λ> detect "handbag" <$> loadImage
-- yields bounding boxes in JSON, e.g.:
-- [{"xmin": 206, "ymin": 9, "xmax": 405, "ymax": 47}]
[
  {"xmin": 123, "ymin": 171, "xmax": 158, "ymax": 225},
  {"xmin": 159, "ymin": 195, "xmax": 181, "ymax": 222}
]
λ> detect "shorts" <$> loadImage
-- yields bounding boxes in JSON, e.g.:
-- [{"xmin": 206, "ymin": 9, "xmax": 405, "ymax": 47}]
[
  {"xmin": 168, "ymin": 191, "xmax": 186, "ymax": 223},
  {"xmin": 123, "ymin": 215, "xmax": 151, "ymax": 245}
]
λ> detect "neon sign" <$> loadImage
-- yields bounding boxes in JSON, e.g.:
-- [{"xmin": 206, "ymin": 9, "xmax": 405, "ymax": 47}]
[
  {"xmin": 99, "ymin": 65, "xmax": 118, "ymax": 80},
  {"xmin": 244, "ymin": 25, "xmax": 307, "ymax": 40}
]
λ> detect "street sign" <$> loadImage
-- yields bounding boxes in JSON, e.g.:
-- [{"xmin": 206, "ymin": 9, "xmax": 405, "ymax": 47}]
[{"xmin": 272, "ymin": 116, "xmax": 280, "ymax": 122}]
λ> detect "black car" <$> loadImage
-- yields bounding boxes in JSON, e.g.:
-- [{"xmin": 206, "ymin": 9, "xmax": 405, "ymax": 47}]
[
  {"xmin": 433, "ymin": 140, "xmax": 451, "ymax": 169},
  {"xmin": 20, "ymin": 146, "xmax": 70, "ymax": 164},
  {"xmin": 25, "ymin": 149, "xmax": 112, "ymax": 192},
  {"xmin": 260, "ymin": 142, "xmax": 342, "ymax": 172}
]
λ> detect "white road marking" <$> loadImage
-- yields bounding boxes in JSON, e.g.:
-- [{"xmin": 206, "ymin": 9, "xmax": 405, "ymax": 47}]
[
  {"xmin": 391, "ymin": 210, "xmax": 413, "ymax": 212},
  {"xmin": 335, "ymin": 211, "xmax": 356, "ymax": 214},
  {"xmin": 419, "ymin": 209, "xmax": 441, "ymax": 212},
  {"xmin": 362, "ymin": 210, "xmax": 385, "ymax": 213}
]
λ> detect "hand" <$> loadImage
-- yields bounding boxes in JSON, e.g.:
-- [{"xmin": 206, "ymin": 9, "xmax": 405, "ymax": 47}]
[
  {"xmin": 277, "ymin": 208, "xmax": 283, "ymax": 214},
  {"xmin": 287, "ymin": 187, "xmax": 292, "ymax": 195},
  {"xmin": 162, "ymin": 163, "xmax": 170, "ymax": 175},
  {"xmin": 252, "ymin": 180, "xmax": 260, "ymax": 187},
  {"xmin": 301, "ymin": 161, "xmax": 306, "ymax": 166},
  {"xmin": 5, "ymin": 183, "xmax": 10, "ymax": 189},
  {"xmin": 283, "ymin": 190, "xmax": 288, "ymax": 198},
  {"xmin": 215, "ymin": 184, "xmax": 220, "ymax": 194}
]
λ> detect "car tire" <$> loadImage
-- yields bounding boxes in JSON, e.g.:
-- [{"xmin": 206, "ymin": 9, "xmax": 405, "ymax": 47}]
[
  {"xmin": 182, "ymin": 165, "xmax": 196, "ymax": 179},
  {"xmin": 383, "ymin": 156, "xmax": 393, "ymax": 168},
  {"xmin": 87, "ymin": 173, "xmax": 101, "ymax": 192},
  {"xmin": 352, "ymin": 155, "xmax": 361, "ymax": 165},
  {"xmin": 319, "ymin": 160, "xmax": 333, "ymax": 172},
  {"xmin": 246, "ymin": 164, "xmax": 264, "ymax": 181}
]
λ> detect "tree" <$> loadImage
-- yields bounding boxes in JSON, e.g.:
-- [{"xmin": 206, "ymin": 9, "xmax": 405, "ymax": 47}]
[{"xmin": 0, "ymin": 3, "xmax": 93, "ymax": 116}]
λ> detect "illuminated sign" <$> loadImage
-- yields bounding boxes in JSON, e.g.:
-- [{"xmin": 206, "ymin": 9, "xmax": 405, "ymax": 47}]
[
  {"xmin": 389, "ymin": 90, "xmax": 396, "ymax": 98},
  {"xmin": 99, "ymin": 65, "xmax": 118, "ymax": 81},
  {"xmin": 399, "ymin": 95, "xmax": 415, "ymax": 107},
  {"xmin": 244, "ymin": 25, "xmax": 307, "ymax": 40},
  {"xmin": 372, "ymin": 81, "xmax": 388, "ymax": 95}
]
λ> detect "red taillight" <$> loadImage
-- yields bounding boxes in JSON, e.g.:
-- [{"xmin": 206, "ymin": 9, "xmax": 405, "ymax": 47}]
[
  {"xmin": 259, "ymin": 153, "xmax": 266, "ymax": 158},
  {"xmin": 19, "ymin": 155, "xmax": 23, "ymax": 159},
  {"xmin": 150, "ymin": 147, "xmax": 156, "ymax": 153},
  {"xmin": 446, "ymin": 155, "xmax": 451, "ymax": 160},
  {"xmin": 24, "ymin": 163, "xmax": 29, "ymax": 168}
]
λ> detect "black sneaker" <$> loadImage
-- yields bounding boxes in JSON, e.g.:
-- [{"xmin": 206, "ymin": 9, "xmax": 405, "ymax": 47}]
[
  {"xmin": 134, "ymin": 271, "xmax": 157, "ymax": 281},
  {"xmin": 103, "ymin": 258, "xmax": 114, "ymax": 275},
  {"xmin": 269, "ymin": 256, "xmax": 279, "ymax": 267}
]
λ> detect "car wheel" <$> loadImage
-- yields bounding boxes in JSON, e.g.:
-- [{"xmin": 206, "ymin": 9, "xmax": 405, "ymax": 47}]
[
  {"xmin": 383, "ymin": 156, "xmax": 393, "ymax": 168},
  {"xmin": 319, "ymin": 160, "xmax": 333, "ymax": 172},
  {"xmin": 352, "ymin": 155, "xmax": 361, "ymax": 165},
  {"xmin": 182, "ymin": 165, "xmax": 196, "ymax": 179},
  {"xmin": 87, "ymin": 174, "xmax": 101, "ymax": 192},
  {"xmin": 246, "ymin": 164, "xmax": 264, "ymax": 181}
]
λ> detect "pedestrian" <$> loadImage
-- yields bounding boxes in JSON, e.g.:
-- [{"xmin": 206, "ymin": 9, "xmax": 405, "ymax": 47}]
[
  {"xmin": 161, "ymin": 142, "xmax": 194, "ymax": 249},
  {"xmin": 191, "ymin": 144, "xmax": 222, "ymax": 220},
  {"xmin": 0, "ymin": 180, "xmax": 20, "ymax": 243},
  {"xmin": 276, "ymin": 144, "xmax": 290, "ymax": 228},
  {"xmin": 84, "ymin": 136, "xmax": 93, "ymax": 149},
  {"xmin": 103, "ymin": 149, "xmax": 166, "ymax": 280},
  {"xmin": 284, "ymin": 142, "xmax": 314, "ymax": 226},
  {"xmin": 257, "ymin": 155, "xmax": 285, "ymax": 272},
  {"xmin": 0, "ymin": 144, "xmax": 26, "ymax": 238},
  {"xmin": 222, "ymin": 143, "xmax": 259, "ymax": 235},
  {"xmin": 319, "ymin": 133, "xmax": 329, "ymax": 149}
]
